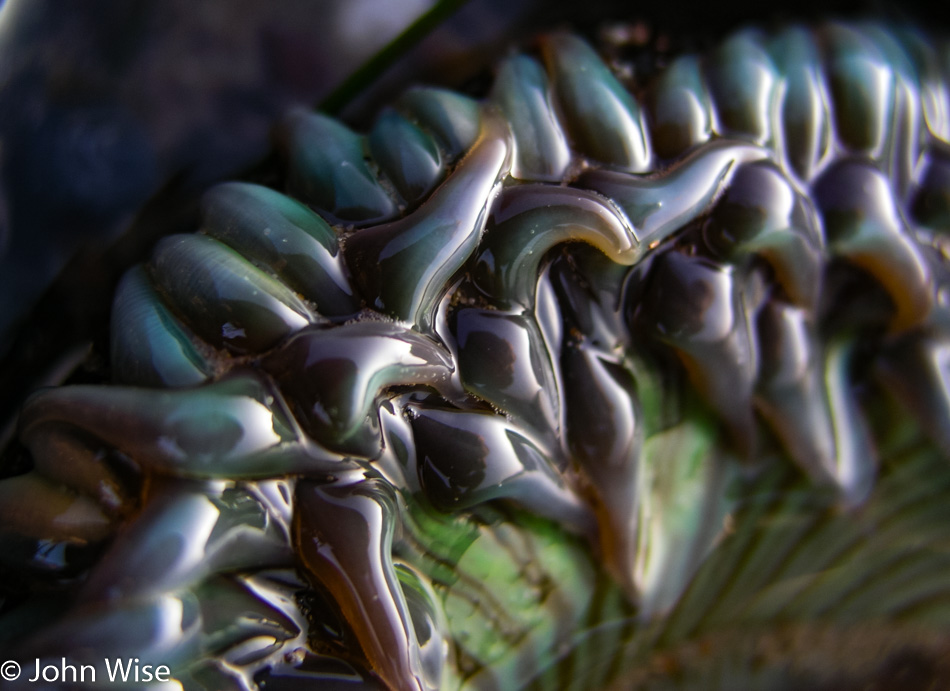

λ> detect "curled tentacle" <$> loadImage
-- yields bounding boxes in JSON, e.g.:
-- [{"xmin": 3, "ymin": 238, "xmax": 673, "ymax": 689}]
[
  {"xmin": 409, "ymin": 404, "xmax": 594, "ymax": 536},
  {"xmin": 111, "ymin": 265, "xmax": 212, "ymax": 388},
  {"xmin": 814, "ymin": 159, "xmax": 934, "ymax": 331},
  {"xmin": 703, "ymin": 160, "xmax": 824, "ymax": 309},
  {"xmin": 490, "ymin": 54, "xmax": 572, "ymax": 182},
  {"xmin": 474, "ymin": 184, "xmax": 637, "ymax": 309},
  {"xmin": 541, "ymin": 33, "xmax": 651, "ymax": 171},
  {"xmin": 200, "ymin": 182, "xmax": 359, "ymax": 318},
  {"xmin": 577, "ymin": 140, "xmax": 770, "ymax": 253},
  {"xmin": 634, "ymin": 251, "xmax": 759, "ymax": 457},
  {"xmin": 150, "ymin": 234, "xmax": 315, "ymax": 354},
  {"xmin": 280, "ymin": 110, "xmax": 398, "ymax": 225},
  {"xmin": 20, "ymin": 372, "xmax": 349, "ymax": 480},
  {"xmin": 295, "ymin": 477, "xmax": 443, "ymax": 691},
  {"xmin": 262, "ymin": 321, "xmax": 456, "ymax": 458},
  {"xmin": 344, "ymin": 110, "xmax": 510, "ymax": 331}
]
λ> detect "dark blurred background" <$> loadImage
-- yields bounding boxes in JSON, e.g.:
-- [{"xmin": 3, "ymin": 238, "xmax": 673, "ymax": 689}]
[{"xmin": 0, "ymin": 0, "xmax": 944, "ymax": 446}]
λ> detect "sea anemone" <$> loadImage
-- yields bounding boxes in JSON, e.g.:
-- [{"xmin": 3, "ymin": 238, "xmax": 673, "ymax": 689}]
[{"xmin": 2, "ymin": 13, "xmax": 950, "ymax": 691}]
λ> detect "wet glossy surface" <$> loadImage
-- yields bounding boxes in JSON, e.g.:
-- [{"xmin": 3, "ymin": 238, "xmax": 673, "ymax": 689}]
[
  {"xmin": 452, "ymin": 307, "xmax": 559, "ymax": 437},
  {"xmin": 263, "ymin": 322, "xmax": 455, "ymax": 457},
  {"xmin": 295, "ymin": 478, "xmax": 436, "ymax": 691},
  {"xmin": 281, "ymin": 111, "xmax": 398, "ymax": 226},
  {"xmin": 395, "ymin": 89, "xmax": 482, "ymax": 162},
  {"xmin": 3, "ymin": 18, "xmax": 950, "ymax": 691},
  {"xmin": 19, "ymin": 373, "xmax": 349, "ymax": 479},
  {"xmin": 813, "ymin": 160, "xmax": 933, "ymax": 329},
  {"xmin": 345, "ymin": 112, "xmax": 510, "ymax": 331},
  {"xmin": 769, "ymin": 27, "xmax": 830, "ymax": 181},
  {"xmin": 577, "ymin": 140, "xmax": 768, "ymax": 250},
  {"xmin": 490, "ymin": 55, "xmax": 572, "ymax": 181},
  {"xmin": 409, "ymin": 405, "xmax": 591, "ymax": 534},
  {"xmin": 150, "ymin": 234, "xmax": 314, "ymax": 354},
  {"xmin": 542, "ymin": 33, "xmax": 651, "ymax": 171},
  {"xmin": 647, "ymin": 55, "xmax": 712, "ymax": 160},
  {"xmin": 706, "ymin": 32, "xmax": 779, "ymax": 145},
  {"xmin": 201, "ymin": 182, "xmax": 359, "ymax": 318},
  {"xmin": 370, "ymin": 111, "xmax": 445, "ymax": 207},
  {"xmin": 702, "ymin": 160, "xmax": 823, "ymax": 308},
  {"xmin": 474, "ymin": 184, "xmax": 637, "ymax": 308},
  {"xmin": 111, "ymin": 265, "xmax": 212, "ymax": 387}
]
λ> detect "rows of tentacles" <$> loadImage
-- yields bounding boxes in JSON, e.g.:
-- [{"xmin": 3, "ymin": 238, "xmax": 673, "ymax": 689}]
[{"xmin": 2, "ymin": 20, "xmax": 950, "ymax": 691}]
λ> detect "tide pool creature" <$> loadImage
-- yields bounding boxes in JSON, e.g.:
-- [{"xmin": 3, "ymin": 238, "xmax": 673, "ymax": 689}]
[{"xmin": 3, "ymin": 19, "xmax": 950, "ymax": 691}]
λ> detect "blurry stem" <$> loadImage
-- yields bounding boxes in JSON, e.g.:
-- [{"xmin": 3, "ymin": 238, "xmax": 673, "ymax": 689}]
[{"xmin": 320, "ymin": 0, "xmax": 473, "ymax": 115}]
